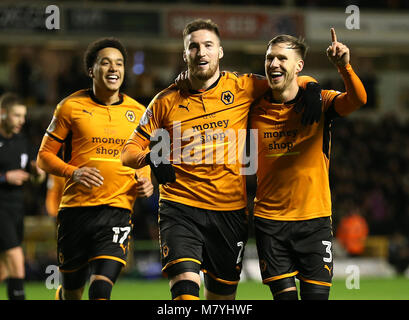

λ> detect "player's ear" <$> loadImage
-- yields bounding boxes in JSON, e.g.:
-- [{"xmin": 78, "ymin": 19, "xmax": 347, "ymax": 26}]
[
  {"xmin": 219, "ymin": 46, "xmax": 224, "ymax": 59},
  {"xmin": 295, "ymin": 59, "xmax": 304, "ymax": 73},
  {"xmin": 182, "ymin": 51, "xmax": 187, "ymax": 63},
  {"xmin": 88, "ymin": 68, "xmax": 94, "ymax": 78}
]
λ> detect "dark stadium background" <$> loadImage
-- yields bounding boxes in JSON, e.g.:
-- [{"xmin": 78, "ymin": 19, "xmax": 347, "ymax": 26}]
[{"xmin": 1, "ymin": 0, "xmax": 409, "ymax": 299}]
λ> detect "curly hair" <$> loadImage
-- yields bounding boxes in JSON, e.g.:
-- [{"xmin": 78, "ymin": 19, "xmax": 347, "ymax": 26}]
[{"xmin": 83, "ymin": 37, "xmax": 127, "ymax": 75}]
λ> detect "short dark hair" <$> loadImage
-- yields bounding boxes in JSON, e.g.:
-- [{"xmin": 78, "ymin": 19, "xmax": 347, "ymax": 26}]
[
  {"xmin": 0, "ymin": 92, "xmax": 23, "ymax": 112},
  {"xmin": 183, "ymin": 19, "xmax": 221, "ymax": 40},
  {"xmin": 83, "ymin": 37, "xmax": 127, "ymax": 75},
  {"xmin": 267, "ymin": 35, "xmax": 308, "ymax": 60}
]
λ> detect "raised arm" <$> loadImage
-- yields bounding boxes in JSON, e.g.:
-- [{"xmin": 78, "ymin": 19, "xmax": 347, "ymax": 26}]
[{"xmin": 326, "ymin": 28, "xmax": 367, "ymax": 116}]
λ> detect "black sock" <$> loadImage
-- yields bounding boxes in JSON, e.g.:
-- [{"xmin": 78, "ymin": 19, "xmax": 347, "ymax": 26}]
[
  {"xmin": 88, "ymin": 280, "xmax": 113, "ymax": 300},
  {"xmin": 171, "ymin": 280, "xmax": 200, "ymax": 300},
  {"xmin": 300, "ymin": 281, "xmax": 330, "ymax": 300},
  {"xmin": 274, "ymin": 290, "xmax": 299, "ymax": 300},
  {"xmin": 7, "ymin": 278, "xmax": 25, "ymax": 300}
]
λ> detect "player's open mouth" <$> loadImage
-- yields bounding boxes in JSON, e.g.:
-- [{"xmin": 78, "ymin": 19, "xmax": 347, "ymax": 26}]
[
  {"xmin": 197, "ymin": 61, "xmax": 209, "ymax": 68},
  {"xmin": 269, "ymin": 71, "xmax": 284, "ymax": 82},
  {"xmin": 107, "ymin": 75, "xmax": 120, "ymax": 83},
  {"xmin": 270, "ymin": 72, "xmax": 283, "ymax": 79}
]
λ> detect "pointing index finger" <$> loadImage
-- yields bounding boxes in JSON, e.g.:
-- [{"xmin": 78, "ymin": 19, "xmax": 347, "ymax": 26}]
[{"xmin": 331, "ymin": 28, "xmax": 337, "ymax": 43}]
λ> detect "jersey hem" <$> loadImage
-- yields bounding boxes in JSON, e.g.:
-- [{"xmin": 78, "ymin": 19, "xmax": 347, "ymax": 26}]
[
  {"xmin": 59, "ymin": 203, "xmax": 133, "ymax": 213},
  {"xmin": 159, "ymin": 195, "xmax": 246, "ymax": 212},
  {"xmin": 253, "ymin": 211, "xmax": 331, "ymax": 221}
]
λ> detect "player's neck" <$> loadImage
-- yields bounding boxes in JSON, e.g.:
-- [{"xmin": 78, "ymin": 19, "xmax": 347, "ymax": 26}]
[
  {"xmin": 271, "ymin": 80, "xmax": 299, "ymax": 104},
  {"xmin": 92, "ymin": 86, "xmax": 121, "ymax": 106}
]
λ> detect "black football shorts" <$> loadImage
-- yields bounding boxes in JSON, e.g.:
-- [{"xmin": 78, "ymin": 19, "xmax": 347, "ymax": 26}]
[
  {"xmin": 0, "ymin": 203, "xmax": 24, "ymax": 251},
  {"xmin": 158, "ymin": 200, "xmax": 249, "ymax": 287},
  {"xmin": 56, "ymin": 205, "xmax": 132, "ymax": 272},
  {"xmin": 255, "ymin": 216, "xmax": 333, "ymax": 287}
]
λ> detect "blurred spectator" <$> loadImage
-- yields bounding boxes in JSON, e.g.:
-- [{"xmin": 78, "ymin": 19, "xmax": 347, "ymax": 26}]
[{"xmin": 336, "ymin": 208, "xmax": 369, "ymax": 256}]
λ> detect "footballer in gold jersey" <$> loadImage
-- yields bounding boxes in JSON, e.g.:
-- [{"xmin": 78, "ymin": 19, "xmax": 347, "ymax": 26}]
[
  {"xmin": 37, "ymin": 38, "xmax": 153, "ymax": 300},
  {"xmin": 250, "ymin": 29, "xmax": 367, "ymax": 300}
]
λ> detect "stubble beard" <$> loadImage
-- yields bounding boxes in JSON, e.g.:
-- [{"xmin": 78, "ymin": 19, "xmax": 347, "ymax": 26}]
[{"xmin": 189, "ymin": 61, "xmax": 218, "ymax": 82}]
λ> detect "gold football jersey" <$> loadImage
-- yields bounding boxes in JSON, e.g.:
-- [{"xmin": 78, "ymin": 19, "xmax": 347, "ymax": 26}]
[
  {"xmin": 250, "ymin": 64, "xmax": 367, "ymax": 220},
  {"xmin": 127, "ymin": 71, "xmax": 269, "ymax": 210},
  {"xmin": 41, "ymin": 89, "xmax": 150, "ymax": 212}
]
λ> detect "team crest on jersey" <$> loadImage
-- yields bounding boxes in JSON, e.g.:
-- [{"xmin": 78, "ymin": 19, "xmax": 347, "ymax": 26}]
[
  {"xmin": 125, "ymin": 110, "xmax": 136, "ymax": 122},
  {"xmin": 221, "ymin": 91, "xmax": 234, "ymax": 105}
]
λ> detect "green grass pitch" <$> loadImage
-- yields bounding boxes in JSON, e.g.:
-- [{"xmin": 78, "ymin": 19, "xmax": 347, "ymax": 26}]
[{"xmin": 1, "ymin": 277, "xmax": 408, "ymax": 300}]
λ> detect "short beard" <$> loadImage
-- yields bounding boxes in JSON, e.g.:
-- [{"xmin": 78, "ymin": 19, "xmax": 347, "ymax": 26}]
[
  {"xmin": 194, "ymin": 71, "xmax": 213, "ymax": 81},
  {"xmin": 188, "ymin": 63, "xmax": 218, "ymax": 82}
]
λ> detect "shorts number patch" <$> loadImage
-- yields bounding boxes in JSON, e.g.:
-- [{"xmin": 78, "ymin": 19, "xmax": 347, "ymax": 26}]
[
  {"xmin": 322, "ymin": 240, "xmax": 332, "ymax": 263},
  {"xmin": 236, "ymin": 241, "xmax": 244, "ymax": 264},
  {"xmin": 112, "ymin": 226, "xmax": 131, "ymax": 244}
]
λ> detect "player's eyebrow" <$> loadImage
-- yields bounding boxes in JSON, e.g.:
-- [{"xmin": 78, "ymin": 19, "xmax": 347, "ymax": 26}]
[
  {"xmin": 188, "ymin": 40, "xmax": 215, "ymax": 48},
  {"xmin": 266, "ymin": 53, "xmax": 288, "ymax": 60},
  {"xmin": 100, "ymin": 56, "xmax": 124, "ymax": 63}
]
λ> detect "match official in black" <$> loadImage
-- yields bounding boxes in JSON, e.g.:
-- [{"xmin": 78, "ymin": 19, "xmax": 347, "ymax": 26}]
[{"xmin": 0, "ymin": 93, "xmax": 45, "ymax": 300}]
